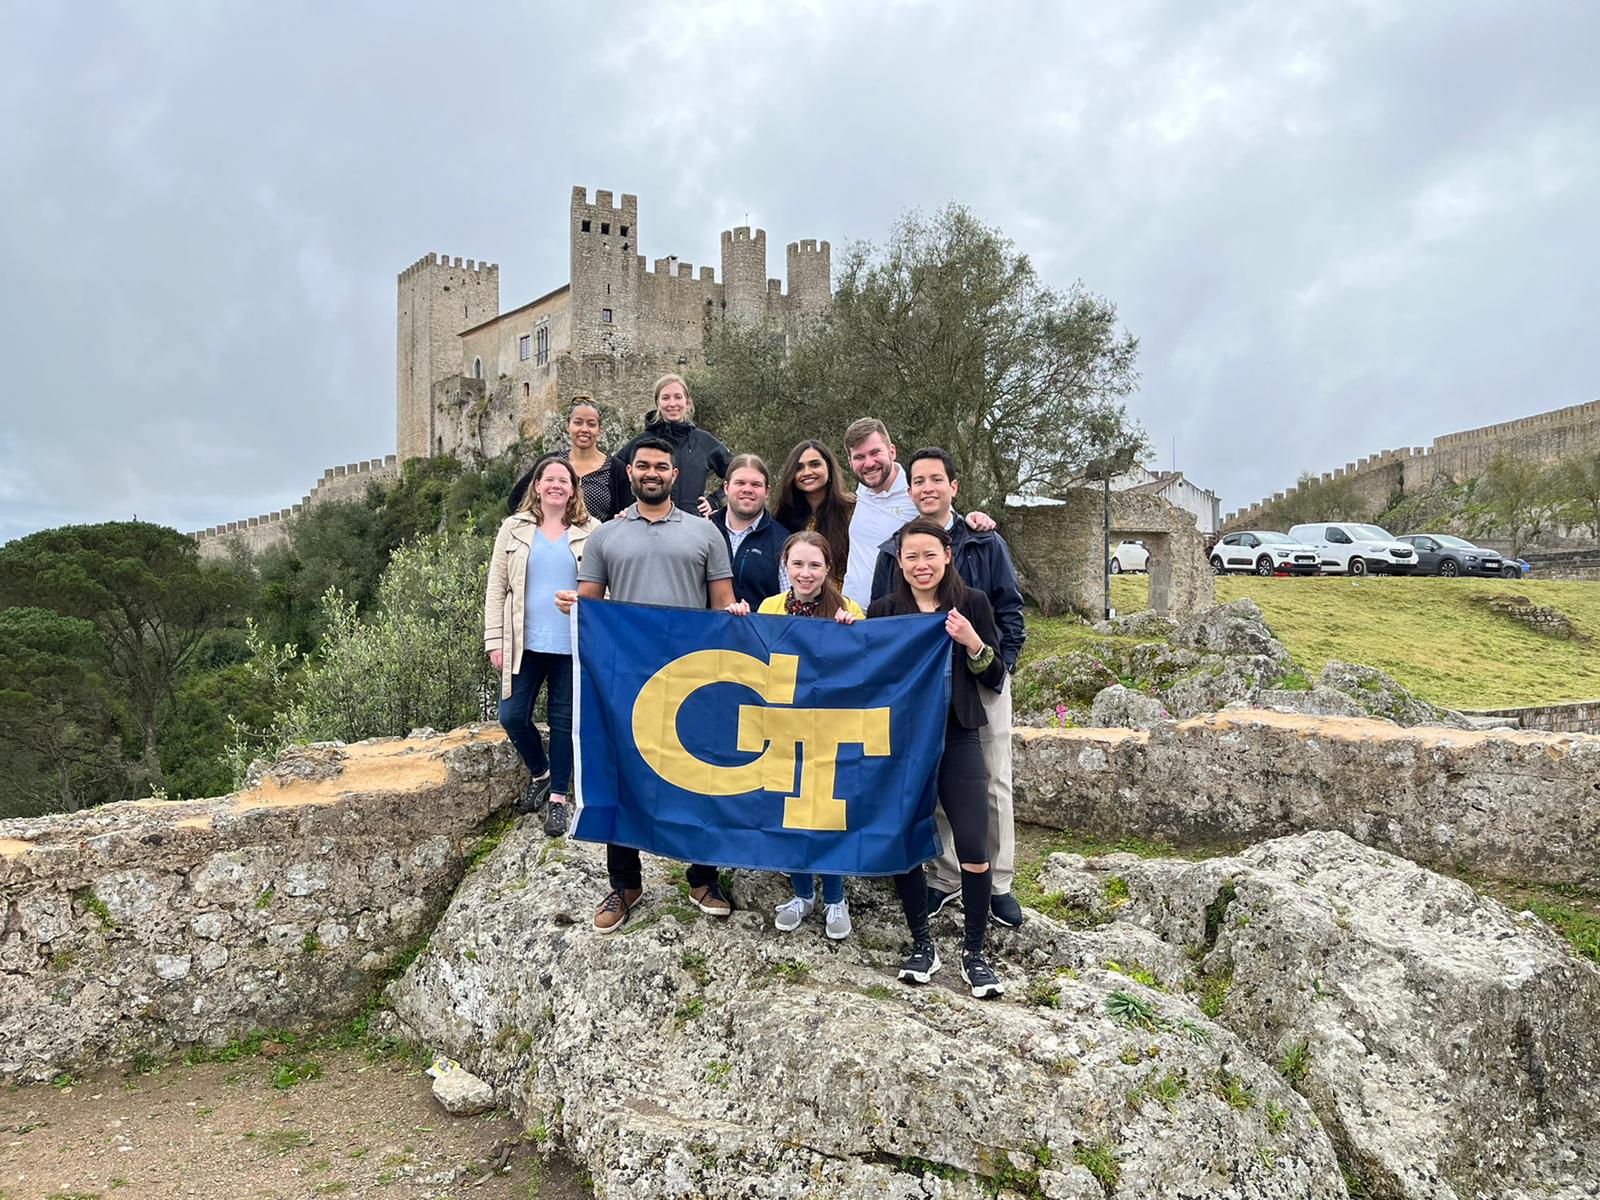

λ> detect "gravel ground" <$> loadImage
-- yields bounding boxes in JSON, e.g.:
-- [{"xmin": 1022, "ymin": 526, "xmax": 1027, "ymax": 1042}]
[{"xmin": 0, "ymin": 1047, "xmax": 587, "ymax": 1199}]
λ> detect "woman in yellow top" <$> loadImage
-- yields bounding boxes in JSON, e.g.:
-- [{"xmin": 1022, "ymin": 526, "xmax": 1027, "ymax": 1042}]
[{"xmin": 727, "ymin": 530, "xmax": 862, "ymax": 937}]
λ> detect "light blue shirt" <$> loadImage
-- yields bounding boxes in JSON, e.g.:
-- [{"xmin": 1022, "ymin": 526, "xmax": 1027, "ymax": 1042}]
[{"xmin": 523, "ymin": 529, "xmax": 577, "ymax": 654}]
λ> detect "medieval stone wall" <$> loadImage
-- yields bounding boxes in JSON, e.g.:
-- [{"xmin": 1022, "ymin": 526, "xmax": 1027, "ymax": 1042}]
[
  {"xmin": 0, "ymin": 729, "xmax": 520, "ymax": 1083},
  {"xmin": 1224, "ymin": 397, "xmax": 1600, "ymax": 531},
  {"xmin": 190, "ymin": 455, "xmax": 399, "ymax": 561}
]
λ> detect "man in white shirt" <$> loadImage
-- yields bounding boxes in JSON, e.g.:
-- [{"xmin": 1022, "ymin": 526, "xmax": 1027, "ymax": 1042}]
[{"xmin": 841, "ymin": 418, "xmax": 919, "ymax": 610}]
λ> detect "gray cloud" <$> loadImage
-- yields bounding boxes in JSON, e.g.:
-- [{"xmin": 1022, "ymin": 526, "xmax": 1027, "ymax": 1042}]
[{"xmin": 2, "ymin": 0, "xmax": 1595, "ymax": 544}]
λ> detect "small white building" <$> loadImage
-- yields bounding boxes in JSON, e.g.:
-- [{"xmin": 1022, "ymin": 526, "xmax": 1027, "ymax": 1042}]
[{"xmin": 1110, "ymin": 467, "xmax": 1222, "ymax": 535}]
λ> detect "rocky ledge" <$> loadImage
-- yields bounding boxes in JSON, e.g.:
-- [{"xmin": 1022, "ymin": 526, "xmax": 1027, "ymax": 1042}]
[{"xmin": 387, "ymin": 825, "xmax": 1600, "ymax": 1199}]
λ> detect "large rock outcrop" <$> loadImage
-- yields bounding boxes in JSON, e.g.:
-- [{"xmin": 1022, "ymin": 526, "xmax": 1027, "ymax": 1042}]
[
  {"xmin": 389, "ymin": 827, "xmax": 1346, "ymax": 1199},
  {"xmin": 0, "ymin": 729, "xmax": 520, "ymax": 1081},
  {"xmin": 1013, "ymin": 713, "xmax": 1600, "ymax": 891},
  {"xmin": 1039, "ymin": 832, "xmax": 1600, "ymax": 1198}
]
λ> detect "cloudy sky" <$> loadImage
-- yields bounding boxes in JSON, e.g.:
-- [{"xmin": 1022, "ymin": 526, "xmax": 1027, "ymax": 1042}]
[{"xmin": 2, "ymin": 1, "xmax": 1595, "ymax": 544}]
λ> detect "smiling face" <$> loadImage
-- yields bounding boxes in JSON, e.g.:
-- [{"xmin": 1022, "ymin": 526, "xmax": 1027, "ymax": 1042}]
[
  {"xmin": 535, "ymin": 462, "xmax": 575, "ymax": 515},
  {"xmin": 848, "ymin": 432, "xmax": 896, "ymax": 491},
  {"xmin": 726, "ymin": 466, "xmax": 769, "ymax": 520},
  {"xmin": 898, "ymin": 531, "xmax": 950, "ymax": 593},
  {"xmin": 908, "ymin": 457, "xmax": 958, "ymax": 521},
  {"xmin": 655, "ymin": 380, "xmax": 690, "ymax": 422},
  {"xmin": 794, "ymin": 447, "xmax": 830, "ymax": 496},
  {"xmin": 567, "ymin": 404, "xmax": 600, "ymax": 451},
  {"xmin": 785, "ymin": 541, "xmax": 830, "ymax": 601},
  {"xmin": 629, "ymin": 448, "xmax": 677, "ymax": 503}
]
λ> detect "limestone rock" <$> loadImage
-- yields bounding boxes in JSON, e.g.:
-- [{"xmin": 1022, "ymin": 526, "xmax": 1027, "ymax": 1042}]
[
  {"xmin": 1157, "ymin": 653, "xmax": 1283, "ymax": 719},
  {"xmin": 390, "ymin": 825, "xmax": 1345, "ymax": 1199},
  {"xmin": 1172, "ymin": 598, "xmax": 1291, "ymax": 664},
  {"xmin": 1316, "ymin": 661, "xmax": 1471, "ymax": 729},
  {"xmin": 1091, "ymin": 611, "xmax": 1179, "ymax": 640},
  {"xmin": 1233, "ymin": 685, "xmax": 1370, "ymax": 721},
  {"xmin": 432, "ymin": 1067, "xmax": 496, "ymax": 1115},
  {"xmin": 1041, "ymin": 831, "xmax": 1600, "ymax": 1199},
  {"xmin": 1089, "ymin": 684, "xmax": 1168, "ymax": 730}
]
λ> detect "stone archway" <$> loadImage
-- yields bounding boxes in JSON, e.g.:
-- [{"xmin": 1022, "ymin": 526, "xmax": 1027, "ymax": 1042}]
[{"xmin": 1004, "ymin": 489, "xmax": 1215, "ymax": 618}]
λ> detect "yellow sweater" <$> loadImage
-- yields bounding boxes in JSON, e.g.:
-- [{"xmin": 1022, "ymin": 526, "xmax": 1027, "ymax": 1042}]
[{"xmin": 757, "ymin": 593, "xmax": 865, "ymax": 618}]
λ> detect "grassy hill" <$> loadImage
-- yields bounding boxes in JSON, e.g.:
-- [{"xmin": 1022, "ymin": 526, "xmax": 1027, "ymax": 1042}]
[{"xmin": 1024, "ymin": 575, "xmax": 1600, "ymax": 710}]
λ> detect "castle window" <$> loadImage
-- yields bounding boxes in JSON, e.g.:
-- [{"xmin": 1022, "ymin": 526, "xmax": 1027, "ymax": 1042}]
[
  {"xmin": 536, "ymin": 326, "xmax": 549, "ymax": 365},
  {"xmin": 523, "ymin": 382, "xmax": 530, "ymax": 398},
  {"xmin": 581, "ymin": 219, "xmax": 591, "ymax": 233},
  {"xmin": 601, "ymin": 308, "xmax": 613, "ymax": 324},
  {"xmin": 601, "ymin": 222, "xmax": 610, "ymax": 235},
  {"xmin": 620, "ymin": 225, "xmax": 629, "ymax": 237},
  {"xmin": 473, "ymin": 357, "xmax": 483, "ymax": 379},
  {"xmin": 518, "ymin": 334, "xmax": 531, "ymax": 361}
]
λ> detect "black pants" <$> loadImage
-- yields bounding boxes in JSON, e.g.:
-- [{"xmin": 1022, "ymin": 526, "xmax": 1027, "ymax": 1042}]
[
  {"xmin": 607, "ymin": 844, "xmax": 718, "ymax": 894},
  {"xmin": 895, "ymin": 721, "xmax": 992, "ymax": 953}
]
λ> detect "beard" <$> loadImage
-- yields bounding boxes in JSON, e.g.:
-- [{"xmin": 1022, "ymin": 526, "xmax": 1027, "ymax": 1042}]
[{"xmin": 632, "ymin": 475, "xmax": 672, "ymax": 503}]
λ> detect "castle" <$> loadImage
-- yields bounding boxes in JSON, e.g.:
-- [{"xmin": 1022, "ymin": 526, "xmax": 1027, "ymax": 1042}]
[
  {"xmin": 192, "ymin": 186, "xmax": 830, "ymax": 556},
  {"xmin": 1222, "ymin": 398, "xmax": 1600, "ymax": 531}
]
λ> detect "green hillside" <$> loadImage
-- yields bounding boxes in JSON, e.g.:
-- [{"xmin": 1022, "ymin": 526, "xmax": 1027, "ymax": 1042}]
[{"xmin": 1024, "ymin": 575, "xmax": 1600, "ymax": 710}]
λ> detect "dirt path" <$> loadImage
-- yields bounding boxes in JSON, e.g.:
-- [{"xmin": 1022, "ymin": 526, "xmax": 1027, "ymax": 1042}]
[{"xmin": 0, "ymin": 1048, "xmax": 587, "ymax": 1200}]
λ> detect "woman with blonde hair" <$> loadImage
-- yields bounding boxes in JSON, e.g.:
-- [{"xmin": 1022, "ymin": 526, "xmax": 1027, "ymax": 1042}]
[
  {"xmin": 726, "ymin": 529, "xmax": 864, "ymax": 939},
  {"xmin": 484, "ymin": 454, "xmax": 600, "ymax": 837},
  {"xmin": 612, "ymin": 374, "xmax": 732, "ymax": 515}
]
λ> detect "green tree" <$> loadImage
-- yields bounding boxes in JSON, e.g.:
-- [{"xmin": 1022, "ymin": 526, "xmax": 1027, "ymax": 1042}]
[
  {"xmin": 0, "ymin": 522, "xmax": 247, "ymax": 789},
  {"xmin": 273, "ymin": 527, "xmax": 494, "ymax": 748},
  {"xmin": 1481, "ymin": 454, "xmax": 1558, "ymax": 555},
  {"xmin": 1259, "ymin": 472, "xmax": 1372, "ymax": 528},
  {"xmin": 0, "ymin": 607, "xmax": 126, "ymax": 817},
  {"xmin": 693, "ymin": 204, "xmax": 1146, "ymax": 515},
  {"xmin": 1555, "ymin": 450, "xmax": 1600, "ymax": 543}
]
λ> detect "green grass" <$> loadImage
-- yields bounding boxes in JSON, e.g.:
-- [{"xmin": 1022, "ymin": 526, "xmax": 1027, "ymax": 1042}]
[{"xmin": 1042, "ymin": 575, "xmax": 1600, "ymax": 709}]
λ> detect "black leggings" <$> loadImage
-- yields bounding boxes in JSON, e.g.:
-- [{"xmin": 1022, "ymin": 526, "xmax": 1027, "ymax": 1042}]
[{"xmin": 895, "ymin": 721, "xmax": 992, "ymax": 954}]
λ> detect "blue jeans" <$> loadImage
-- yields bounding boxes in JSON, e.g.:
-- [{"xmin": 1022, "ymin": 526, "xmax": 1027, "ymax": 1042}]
[
  {"xmin": 790, "ymin": 873, "xmax": 845, "ymax": 904},
  {"xmin": 498, "ymin": 651, "xmax": 573, "ymax": 794}
]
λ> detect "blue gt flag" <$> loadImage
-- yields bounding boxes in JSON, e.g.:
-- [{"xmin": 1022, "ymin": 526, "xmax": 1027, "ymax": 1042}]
[{"xmin": 572, "ymin": 599, "xmax": 952, "ymax": 876}]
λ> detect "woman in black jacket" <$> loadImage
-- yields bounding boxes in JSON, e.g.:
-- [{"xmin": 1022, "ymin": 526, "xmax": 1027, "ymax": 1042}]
[
  {"xmin": 611, "ymin": 375, "xmax": 732, "ymax": 514},
  {"xmin": 865, "ymin": 517, "xmax": 1007, "ymax": 999}
]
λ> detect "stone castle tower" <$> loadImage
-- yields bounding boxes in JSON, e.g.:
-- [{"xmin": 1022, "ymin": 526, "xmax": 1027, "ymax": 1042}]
[{"xmin": 395, "ymin": 186, "xmax": 831, "ymax": 464}]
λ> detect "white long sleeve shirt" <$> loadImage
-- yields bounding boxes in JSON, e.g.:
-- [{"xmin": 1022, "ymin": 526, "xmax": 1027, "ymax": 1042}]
[{"xmin": 842, "ymin": 465, "xmax": 919, "ymax": 608}]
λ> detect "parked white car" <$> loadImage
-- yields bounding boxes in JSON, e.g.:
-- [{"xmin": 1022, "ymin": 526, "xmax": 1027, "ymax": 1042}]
[
  {"xmin": 1110, "ymin": 540, "xmax": 1148, "ymax": 573},
  {"xmin": 1209, "ymin": 531, "xmax": 1321, "ymax": 576},
  {"xmin": 1286, "ymin": 522, "xmax": 1419, "ymax": 576}
]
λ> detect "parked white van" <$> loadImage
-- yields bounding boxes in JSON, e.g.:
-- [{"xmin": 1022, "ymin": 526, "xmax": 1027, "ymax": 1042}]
[{"xmin": 1286, "ymin": 522, "xmax": 1419, "ymax": 576}]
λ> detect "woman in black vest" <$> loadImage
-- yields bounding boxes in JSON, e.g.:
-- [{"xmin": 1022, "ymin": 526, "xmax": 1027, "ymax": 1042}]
[{"xmin": 866, "ymin": 517, "xmax": 1006, "ymax": 999}]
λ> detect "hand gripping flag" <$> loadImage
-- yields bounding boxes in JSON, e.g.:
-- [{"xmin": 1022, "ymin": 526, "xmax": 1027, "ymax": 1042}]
[{"xmin": 571, "ymin": 599, "xmax": 952, "ymax": 876}]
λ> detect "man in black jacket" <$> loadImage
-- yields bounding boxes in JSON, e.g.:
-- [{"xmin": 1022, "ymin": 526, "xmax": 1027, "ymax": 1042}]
[
  {"xmin": 870, "ymin": 447, "xmax": 1027, "ymax": 927},
  {"xmin": 710, "ymin": 454, "xmax": 789, "ymax": 608}
]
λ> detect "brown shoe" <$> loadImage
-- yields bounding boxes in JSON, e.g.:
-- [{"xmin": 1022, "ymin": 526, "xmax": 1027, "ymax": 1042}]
[
  {"xmin": 594, "ymin": 887, "xmax": 643, "ymax": 934},
  {"xmin": 688, "ymin": 882, "xmax": 733, "ymax": 918}
]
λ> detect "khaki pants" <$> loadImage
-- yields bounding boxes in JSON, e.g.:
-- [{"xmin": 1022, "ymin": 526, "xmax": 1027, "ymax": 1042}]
[{"xmin": 926, "ymin": 675, "xmax": 1014, "ymax": 895}]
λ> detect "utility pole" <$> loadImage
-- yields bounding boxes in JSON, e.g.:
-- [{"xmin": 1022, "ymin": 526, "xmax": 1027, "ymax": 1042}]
[{"xmin": 1103, "ymin": 475, "xmax": 1111, "ymax": 620}]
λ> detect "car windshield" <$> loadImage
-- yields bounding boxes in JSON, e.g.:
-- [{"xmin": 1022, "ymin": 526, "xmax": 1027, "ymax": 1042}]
[
  {"xmin": 1434, "ymin": 535, "xmax": 1477, "ymax": 549},
  {"xmin": 1254, "ymin": 532, "xmax": 1295, "ymax": 544},
  {"xmin": 1351, "ymin": 524, "xmax": 1394, "ymax": 541}
]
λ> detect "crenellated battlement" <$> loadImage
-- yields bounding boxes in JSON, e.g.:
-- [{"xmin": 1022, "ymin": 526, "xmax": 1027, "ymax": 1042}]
[
  {"xmin": 398, "ymin": 253, "xmax": 498, "ymax": 282},
  {"xmin": 190, "ymin": 456, "xmax": 400, "ymax": 555},
  {"xmin": 571, "ymin": 186, "xmax": 638, "ymax": 218}
]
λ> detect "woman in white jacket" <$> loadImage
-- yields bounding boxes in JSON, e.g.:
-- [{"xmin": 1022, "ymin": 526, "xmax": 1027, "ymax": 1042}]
[{"xmin": 484, "ymin": 454, "xmax": 599, "ymax": 836}]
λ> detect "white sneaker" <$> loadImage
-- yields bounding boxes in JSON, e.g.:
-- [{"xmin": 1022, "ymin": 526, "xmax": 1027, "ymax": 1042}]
[
  {"xmin": 824, "ymin": 901, "xmax": 852, "ymax": 940},
  {"xmin": 774, "ymin": 895, "xmax": 815, "ymax": 932}
]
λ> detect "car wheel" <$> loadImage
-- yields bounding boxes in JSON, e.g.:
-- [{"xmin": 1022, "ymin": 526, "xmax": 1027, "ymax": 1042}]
[
  {"xmin": 1210, "ymin": 556, "xmax": 1225, "ymax": 575},
  {"xmin": 1502, "ymin": 564, "xmax": 1520, "ymax": 579},
  {"xmin": 1439, "ymin": 559, "xmax": 1459, "ymax": 577},
  {"xmin": 1111, "ymin": 559, "xmax": 1123, "ymax": 575},
  {"xmin": 1348, "ymin": 557, "xmax": 1367, "ymax": 577},
  {"xmin": 1254, "ymin": 556, "xmax": 1274, "ymax": 576}
]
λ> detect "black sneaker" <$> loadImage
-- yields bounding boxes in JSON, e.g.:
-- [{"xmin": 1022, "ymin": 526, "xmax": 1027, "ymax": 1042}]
[
  {"xmin": 990, "ymin": 892, "xmax": 1024, "ymax": 928},
  {"xmin": 517, "ymin": 774, "xmax": 551, "ymax": 816},
  {"xmin": 926, "ymin": 886, "xmax": 960, "ymax": 917},
  {"xmin": 543, "ymin": 801, "xmax": 569, "ymax": 838},
  {"xmin": 897, "ymin": 940, "xmax": 941, "ymax": 985},
  {"xmin": 961, "ymin": 951, "xmax": 1004, "ymax": 999}
]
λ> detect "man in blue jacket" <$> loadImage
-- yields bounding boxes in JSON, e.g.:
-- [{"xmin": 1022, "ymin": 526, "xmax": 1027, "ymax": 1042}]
[
  {"xmin": 870, "ymin": 447, "xmax": 1027, "ymax": 927},
  {"xmin": 710, "ymin": 454, "xmax": 789, "ymax": 608}
]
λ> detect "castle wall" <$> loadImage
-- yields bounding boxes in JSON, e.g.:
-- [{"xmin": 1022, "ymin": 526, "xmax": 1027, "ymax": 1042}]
[
  {"xmin": 1223, "ymin": 398, "xmax": 1600, "ymax": 530},
  {"xmin": 190, "ymin": 456, "xmax": 399, "ymax": 561}
]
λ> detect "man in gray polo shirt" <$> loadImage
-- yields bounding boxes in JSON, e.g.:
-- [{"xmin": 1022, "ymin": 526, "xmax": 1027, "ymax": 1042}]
[{"xmin": 556, "ymin": 436, "xmax": 735, "ymax": 932}]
